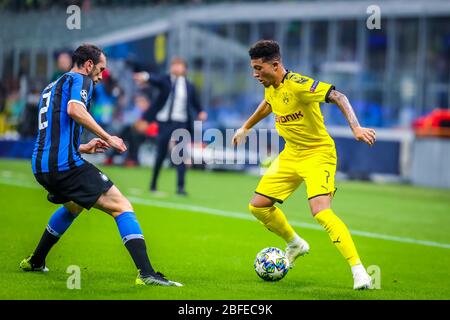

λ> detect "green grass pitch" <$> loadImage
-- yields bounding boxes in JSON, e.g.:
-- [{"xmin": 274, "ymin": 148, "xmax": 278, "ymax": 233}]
[{"xmin": 0, "ymin": 159, "xmax": 449, "ymax": 300}]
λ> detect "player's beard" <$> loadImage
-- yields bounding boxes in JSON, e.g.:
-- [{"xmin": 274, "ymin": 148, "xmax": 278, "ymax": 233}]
[{"xmin": 88, "ymin": 70, "xmax": 100, "ymax": 85}]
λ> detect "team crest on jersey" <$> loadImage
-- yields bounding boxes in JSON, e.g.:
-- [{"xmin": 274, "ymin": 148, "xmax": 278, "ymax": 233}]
[
  {"xmin": 282, "ymin": 92, "xmax": 290, "ymax": 105},
  {"xmin": 80, "ymin": 89, "xmax": 88, "ymax": 101},
  {"xmin": 288, "ymin": 74, "xmax": 308, "ymax": 84}
]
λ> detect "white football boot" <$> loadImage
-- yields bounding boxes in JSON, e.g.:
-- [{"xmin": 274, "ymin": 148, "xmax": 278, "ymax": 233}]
[
  {"xmin": 352, "ymin": 264, "xmax": 373, "ymax": 290},
  {"xmin": 285, "ymin": 236, "xmax": 310, "ymax": 268},
  {"xmin": 136, "ymin": 271, "xmax": 183, "ymax": 287}
]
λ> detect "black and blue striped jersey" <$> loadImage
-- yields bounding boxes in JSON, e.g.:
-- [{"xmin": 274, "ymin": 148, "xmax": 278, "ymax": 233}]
[{"xmin": 32, "ymin": 72, "xmax": 93, "ymax": 174}]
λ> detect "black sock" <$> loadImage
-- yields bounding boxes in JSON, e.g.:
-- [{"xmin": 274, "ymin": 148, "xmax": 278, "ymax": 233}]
[
  {"xmin": 30, "ymin": 229, "xmax": 59, "ymax": 266},
  {"xmin": 124, "ymin": 238, "xmax": 155, "ymax": 277}
]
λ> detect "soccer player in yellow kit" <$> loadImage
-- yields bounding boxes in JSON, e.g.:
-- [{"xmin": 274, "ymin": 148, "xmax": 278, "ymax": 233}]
[{"xmin": 233, "ymin": 40, "xmax": 376, "ymax": 290}]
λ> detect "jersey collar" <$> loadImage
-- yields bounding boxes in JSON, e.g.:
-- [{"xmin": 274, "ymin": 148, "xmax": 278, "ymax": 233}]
[
  {"xmin": 281, "ymin": 70, "xmax": 290, "ymax": 83},
  {"xmin": 273, "ymin": 70, "xmax": 290, "ymax": 89}
]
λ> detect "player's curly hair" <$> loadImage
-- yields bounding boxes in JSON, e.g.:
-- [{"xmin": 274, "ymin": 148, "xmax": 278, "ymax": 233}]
[
  {"xmin": 248, "ymin": 40, "xmax": 281, "ymax": 62},
  {"xmin": 72, "ymin": 44, "xmax": 104, "ymax": 68}
]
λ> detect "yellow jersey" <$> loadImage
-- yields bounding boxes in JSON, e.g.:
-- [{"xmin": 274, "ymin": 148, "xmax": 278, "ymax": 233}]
[{"xmin": 264, "ymin": 71, "xmax": 335, "ymax": 151}]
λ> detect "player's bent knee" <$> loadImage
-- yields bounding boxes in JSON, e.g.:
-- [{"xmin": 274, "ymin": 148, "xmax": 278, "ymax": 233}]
[
  {"xmin": 249, "ymin": 203, "xmax": 261, "ymax": 213},
  {"xmin": 250, "ymin": 193, "xmax": 275, "ymax": 208},
  {"xmin": 309, "ymin": 194, "xmax": 332, "ymax": 216},
  {"xmin": 310, "ymin": 203, "xmax": 331, "ymax": 216},
  {"xmin": 249, "ymin": 204, "xmax": 274, "ymax": 223},
  {"xmin": 109, "ymin": 197, "xmax": 133, "ymax": 218},
  {"xmin": 95, "ymin": 186, "xmax": 134, "ymax": 217},
  {"xmin": 64, "ymin": 202, "xmax": 83, "ymax": 216},
  {"xmin": 120, "ymin": 198, "xmax": 133, "ymax": 213}
]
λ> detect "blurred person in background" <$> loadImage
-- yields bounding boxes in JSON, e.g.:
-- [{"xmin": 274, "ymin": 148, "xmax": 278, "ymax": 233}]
[
  {"xmin": 0, "ymin": 80, "xmax": 7, "ymax": 135},
  {"xmin": 51, "ymin": 51, "xmax": 72, "ymax": 82},
  {"xmin": 134, "ymin": 57, "xmax": 207, "ymax": 196},
  {"xmin": 0, "ymin": 80, "xmax": 6, "ymax": 113},
  {"xmin": 91, "ymin": 68, "xmax": 122, "ymax": 130},
  {"xmin": 1, "ymin": 79, "xmax": 24, "ymax": 136},
  {"xmin": 104, "ymin": 92, "xmax": 154, "ymax": 167},
  {"xmin": 17, "ymin": 80, "xmax": 43, "ymax": 138}
]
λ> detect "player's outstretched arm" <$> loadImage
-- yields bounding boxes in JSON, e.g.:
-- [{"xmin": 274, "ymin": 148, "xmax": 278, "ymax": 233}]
[
  {"xmin": 67, "ymin": 102, "xmax": 127, "ymax": 153},
  {"xmin": 232, "ymin": 100, "xmax": 272, "ymax": 145},
  {"xmin": 327, "ymin": 90, "xmax": 376, "ymax": 146}
]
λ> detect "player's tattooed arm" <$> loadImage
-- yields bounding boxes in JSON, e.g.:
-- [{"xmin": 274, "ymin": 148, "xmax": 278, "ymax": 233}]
[
  {"xmin": 232, "ymin": 100, "xmax": 272, "ymax": 145},
  {"xmin": 328, "ymin": 89, "xmax": 377, "ymax": 146},
  {"xmin": 328, "ymin": 90, "xmax": 360, "ymax": 129}
]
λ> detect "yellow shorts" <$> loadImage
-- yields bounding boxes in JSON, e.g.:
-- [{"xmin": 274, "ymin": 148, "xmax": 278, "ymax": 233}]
[{"xmin": 255, "ymin": 146, "xmax": 337, "ymax": 203}]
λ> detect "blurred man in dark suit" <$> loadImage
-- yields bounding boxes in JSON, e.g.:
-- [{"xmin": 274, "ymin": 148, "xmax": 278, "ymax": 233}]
[{"xmin": 134, "ymin": 57, "xmax": 207, "ymax": 195}]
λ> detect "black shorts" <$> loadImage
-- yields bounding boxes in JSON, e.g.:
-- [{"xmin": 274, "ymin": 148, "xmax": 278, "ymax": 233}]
[{"xmin": 34, "ymin": 162, "xmax": 114, "ymax": 209}]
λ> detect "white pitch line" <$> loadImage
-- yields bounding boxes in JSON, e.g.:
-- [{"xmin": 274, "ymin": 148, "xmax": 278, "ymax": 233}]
[
  {"xmin": 1, "ymin": 178, "xmax": 449, "ymax": 249},
  {"xmin": 0, "ymin": 178, "xmax": 40, "ymax": 189},
  {"xmin": 127, "ymin": 196, "xmax": 450, "ymax": 250}
]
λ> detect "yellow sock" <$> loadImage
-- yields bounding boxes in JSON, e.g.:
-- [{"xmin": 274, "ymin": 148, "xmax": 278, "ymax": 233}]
[
  {"xmin": 314, "ymin": 208, "xmax": 361, "ymax": 266},
  {"xmin": 248, "ymin": 204, "xmax": 296, "ymax": 242}
]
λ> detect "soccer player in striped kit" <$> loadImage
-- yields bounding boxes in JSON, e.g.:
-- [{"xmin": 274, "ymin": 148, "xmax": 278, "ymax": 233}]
[{"xmin": 20, "ymin": 44, "xmax": 182, "ymax": 287}]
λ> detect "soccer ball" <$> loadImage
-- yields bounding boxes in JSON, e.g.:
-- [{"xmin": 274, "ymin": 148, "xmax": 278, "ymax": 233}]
[{"xmin": 254, "ymin": 247, "xmax": 289, "ymax": 281}]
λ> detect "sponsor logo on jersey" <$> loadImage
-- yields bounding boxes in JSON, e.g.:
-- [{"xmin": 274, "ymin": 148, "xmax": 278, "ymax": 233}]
[{"xmin": 275, "ymin": 110, "xmax": 304, "ymax": 123}]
